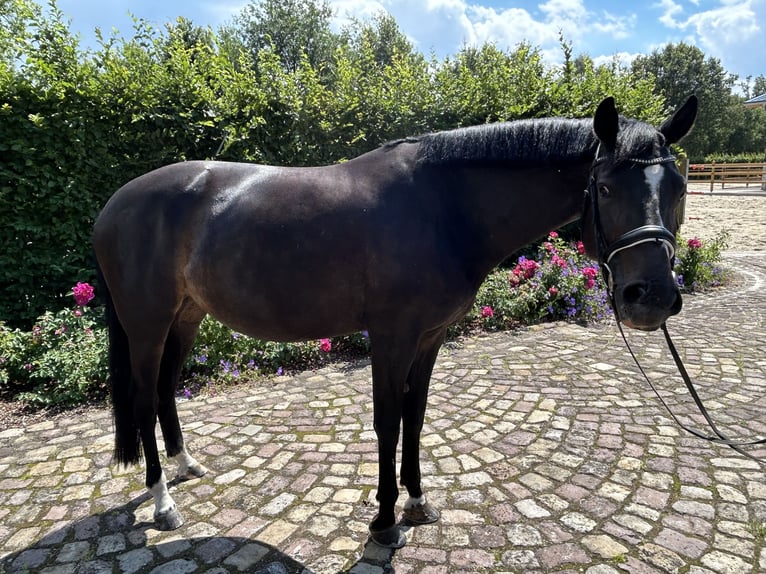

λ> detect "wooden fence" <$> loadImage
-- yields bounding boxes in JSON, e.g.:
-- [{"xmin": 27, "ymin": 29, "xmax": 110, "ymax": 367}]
[{"xmin": 684, "ymin": 161, "xmax": 766, "ymax": 192}]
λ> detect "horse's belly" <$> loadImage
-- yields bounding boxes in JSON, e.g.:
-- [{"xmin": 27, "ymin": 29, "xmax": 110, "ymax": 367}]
[{"xmin": 185, "ymin": 258, "xmax": 366, "ymax": 342}]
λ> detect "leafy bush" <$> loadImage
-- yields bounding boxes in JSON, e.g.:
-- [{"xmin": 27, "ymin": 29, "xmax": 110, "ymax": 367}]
[
  {"xmin": 181, "ymin": 321, "xmax": 371, "ymax": 397},
  {"xmin": 0, "ymin": 304, "xmax": 108, "ymax": 406},
  {"xmin": 466, "ymin": 233, "xmax": 611, "ymax": 331},
  {"xmin": 674, "ymin": 231, "xmax": 730, "ymax": 291},
  {"xmin": 703, "ymin": 152, "xmax": 764, "ymax": 164}
]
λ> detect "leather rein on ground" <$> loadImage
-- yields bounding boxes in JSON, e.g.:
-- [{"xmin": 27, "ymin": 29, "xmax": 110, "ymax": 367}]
[{"xmin": 586, "ymin": 154, "xmax": 766, "ymax": 463}]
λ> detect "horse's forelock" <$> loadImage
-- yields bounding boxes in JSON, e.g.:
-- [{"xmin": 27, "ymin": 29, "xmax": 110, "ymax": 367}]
[{"xmin": 612, "ymin": 117, "xmax": 665, "ymax": 162}]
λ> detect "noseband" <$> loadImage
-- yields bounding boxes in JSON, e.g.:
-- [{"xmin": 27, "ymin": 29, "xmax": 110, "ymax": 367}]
[{"xmin": 585, "ymin": 153, "xmax": 678, "ymax": 298}]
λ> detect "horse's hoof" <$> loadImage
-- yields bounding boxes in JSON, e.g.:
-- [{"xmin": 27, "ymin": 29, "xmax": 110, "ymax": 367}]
[
  {"xmin": 368, "ymin": 524, "xmax": 407, "ymax": 549},
  {"xmin": 178, "ymin": 463, "xmax": 208, "ymax": 481},
  {"xmin": 403, "ymin": 501, "xmax": 441, "ymax": 525},
  {"xmin": 155, "ymin": 507, "xmax": 184, "ymax": 530}
]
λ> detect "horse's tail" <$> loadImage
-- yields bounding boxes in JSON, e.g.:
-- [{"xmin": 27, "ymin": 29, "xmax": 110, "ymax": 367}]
[{"xmin": 96, "ymin": 262, "xmax": 141, "ymax": 466}]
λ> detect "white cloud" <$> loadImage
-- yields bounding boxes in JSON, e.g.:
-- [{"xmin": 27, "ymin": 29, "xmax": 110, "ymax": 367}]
[
  {"xmin": 330, "ymin": 0, "xmax": 387, "ymax": 24},
  {"xmin": 658, "ymin": 0, "xmax": 761, "ymax": 56},
  {"xmin": 592, "ymin": 12, "xmax": 637, "ymax": 39},
  {"xmin": 592, "ymin": 51, "xmax": 642, "ymax": 69},
  {"xmin": 686, "ymin": 1, "xmax": 760, "ymax": 47},
  {"xmin": 657, "ymin": 0, "xmax": 684, "ymax": 28},
  {"xmin": 467, "ymin": 5, "xmax": 560, "ymax": 47}
]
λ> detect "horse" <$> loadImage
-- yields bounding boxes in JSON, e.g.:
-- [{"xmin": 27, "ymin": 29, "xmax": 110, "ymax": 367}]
[{"xmin": 93, "ymin": 95, "xmax": 697, "ymax": 548}]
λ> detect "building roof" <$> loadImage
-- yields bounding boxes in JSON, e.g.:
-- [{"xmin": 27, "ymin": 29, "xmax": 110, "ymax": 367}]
[{"xmin": 744, "ymin": 93, "xmax": 766, "ymax": 105}]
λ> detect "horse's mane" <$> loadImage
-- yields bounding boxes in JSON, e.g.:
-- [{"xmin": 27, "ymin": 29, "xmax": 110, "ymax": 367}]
[{"xmin": 406, "ymin": 115, "xmax": 663, "ymax": 167}]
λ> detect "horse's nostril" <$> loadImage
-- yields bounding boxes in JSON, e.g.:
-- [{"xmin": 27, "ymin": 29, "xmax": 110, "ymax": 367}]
[{"xmin": 622, "ymin": 282, "xmax": 647, "ymax": 305}]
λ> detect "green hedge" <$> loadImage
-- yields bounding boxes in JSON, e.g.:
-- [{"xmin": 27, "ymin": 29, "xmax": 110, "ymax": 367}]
[
  {"xmin": 0, "ymin": 0, "xmax": 666, "ymax": 328},
  {"xmin": 702, "ymin": 152, "xmax": 765, "ymax": 164}
]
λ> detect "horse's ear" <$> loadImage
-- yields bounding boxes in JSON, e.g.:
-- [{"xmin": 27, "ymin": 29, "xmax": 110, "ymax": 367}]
[
  {"xmin": 593, "ymin": 97, "xmax": 619, "ymax": 149},
  {"xmin": 659, "ymin": 94, "xmax": 698, "ymax": 145}
]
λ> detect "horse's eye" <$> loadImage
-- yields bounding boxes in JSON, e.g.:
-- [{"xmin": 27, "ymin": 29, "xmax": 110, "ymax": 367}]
[{"xmin": 599, "ymin": 185, "xmax": 610, "ymax": 197}]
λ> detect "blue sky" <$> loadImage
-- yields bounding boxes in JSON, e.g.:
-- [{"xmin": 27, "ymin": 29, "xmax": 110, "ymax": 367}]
[{"xmin": 56, "ymin": 0, "xmax": 764, "ymax": 83}]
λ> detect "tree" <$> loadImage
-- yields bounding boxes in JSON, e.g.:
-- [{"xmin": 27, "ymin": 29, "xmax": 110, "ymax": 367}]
[
  {"xmin": 631, "ymin": 43, "xmax": 735, "ymax": 159},
  {"xmin": 432, "ymin": 43, "xmax": 550, "ymax": 128},
  {"xmin": 753, "ymin": 74, "xmax": 766, "ymax": 97},
  {"xmin": 226, "ymin": 0, "xmax": 339, "ymax": 74},
  {"xmin": 342, "ymin": 12, "xmax": 416, "ymax": 69}
]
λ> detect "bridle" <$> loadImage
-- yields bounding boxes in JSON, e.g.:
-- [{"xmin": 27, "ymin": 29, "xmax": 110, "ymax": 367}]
[
  {"xmin": 585, "ymin": 152, "xmax": 678, "ymax": 299},
  {"xmin": 585, "ymin": 151, "xmax": 766, "ymax": 462}
]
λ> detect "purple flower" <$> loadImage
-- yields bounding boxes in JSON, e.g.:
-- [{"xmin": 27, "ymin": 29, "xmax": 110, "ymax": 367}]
[{"xmin": 276, "ymin": 366, "xmax": 284, "ymax": 376}]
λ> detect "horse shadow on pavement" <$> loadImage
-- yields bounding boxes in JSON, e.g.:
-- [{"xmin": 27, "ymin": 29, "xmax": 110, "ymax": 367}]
[{"xmin": 0, "ymin": 484, "xmax": 404, "ymax": 574}]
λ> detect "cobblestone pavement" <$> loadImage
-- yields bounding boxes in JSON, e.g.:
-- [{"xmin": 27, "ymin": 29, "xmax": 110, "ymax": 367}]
[{"xmin": 1, "ymin": 252, "xmax": 765, "ymax": 574}]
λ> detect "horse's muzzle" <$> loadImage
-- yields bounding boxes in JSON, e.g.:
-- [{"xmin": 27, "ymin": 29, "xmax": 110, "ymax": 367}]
[{"xmin": 617, "ymin": 280, "xmax": 683, "ymax": 330}]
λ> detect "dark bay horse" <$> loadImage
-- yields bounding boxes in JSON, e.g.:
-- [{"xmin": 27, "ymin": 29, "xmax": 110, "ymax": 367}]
[{"xmin": 93, "ymin": 96, "xmax": 697, "ymax": 547}]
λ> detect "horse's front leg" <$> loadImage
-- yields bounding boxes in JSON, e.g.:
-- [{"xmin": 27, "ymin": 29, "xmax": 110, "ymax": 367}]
[
  {"xmin": 368, "ymin": 332, "xmax": 419, "ymax": 548},
  {"xmin": 400, "ymin": 328, "xmax": 444, "ymax": 526}
]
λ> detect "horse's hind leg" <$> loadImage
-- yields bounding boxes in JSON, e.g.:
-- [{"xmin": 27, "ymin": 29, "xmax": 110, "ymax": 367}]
[
  {"xmin": 126, "ymin": 330, "xmax": 186, "ymax": 530},
  {"xmin": 400, "ymin": 328, "xmax": 444, "ymax": 526},
  {"xmin": 157, "ymin": 301, "xmax": 208, "ymax": 481}
]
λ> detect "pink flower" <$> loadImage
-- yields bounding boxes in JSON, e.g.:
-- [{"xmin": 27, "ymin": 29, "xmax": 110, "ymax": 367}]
[
  {"xmin": 543, "ymin": 241, "xmax": 554, "ymax": 252},
  {"xmin": 548, "ymin": 287, "xmax": 558, "ymax": 296},
  {"xmin": 552, "ymin": 255, "xmax": 567, "ymax": 268},
  {"xmin": 582, "ymin": 267, "xmax": 599, "ymax": 290},
  {"xmin": 576, "ymin": 241, "xmax": 585, "ymax": 255},
  {"xmin": 513, "ymin": 258, "xmax": 540, "ymax": 280},
  {"xmin": 582, "ymin": 267, "xmax": 599, "ymax": 280},
  {"xmin": 687, "ymin": 237, "xmax": 702, "ymax": 250},
  {"xmin": 72, "ymin": 282, "xmax": 95, "ymax": 306},
  {"xmin": 319, "ymin": 338, "xmax": 332, "ymax": 353},
  {"xmin": 73, "ymin": 309, "xmax": 83, "ymax": 317},
  {"xmin": 548, "ymin": 231, "xmax": 559, "ymax": 239},
  {"xmin": 480, "ymin": 305, "xmax": 494, "ymax": 318}
]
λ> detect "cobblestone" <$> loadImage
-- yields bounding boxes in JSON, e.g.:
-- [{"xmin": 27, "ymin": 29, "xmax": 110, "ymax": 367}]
[{"xmin": 1, "ymin": 253, "xmax": 765, "ymax": 573}]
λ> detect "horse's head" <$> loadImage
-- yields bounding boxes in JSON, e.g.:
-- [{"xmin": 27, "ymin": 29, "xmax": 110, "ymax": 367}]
[{"xmin": 582, "ymin": 95, "xmax": 698, "ymax": 331}]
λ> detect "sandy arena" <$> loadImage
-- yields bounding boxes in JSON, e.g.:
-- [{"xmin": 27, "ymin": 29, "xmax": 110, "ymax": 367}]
[{"xmin": 680, "ymin": 186, "xmax": 765, "ymax": 251}]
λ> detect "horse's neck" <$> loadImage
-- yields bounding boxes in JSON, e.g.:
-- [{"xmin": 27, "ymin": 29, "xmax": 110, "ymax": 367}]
[{"xmin": 454, "ymin": 161, "xmax": 592, "ymax": 277}]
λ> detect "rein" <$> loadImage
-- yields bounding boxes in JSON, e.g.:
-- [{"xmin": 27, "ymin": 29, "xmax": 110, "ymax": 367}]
[{"xmin": 587, "ymin": 153, "xmax": 766, "ymax": 463}]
